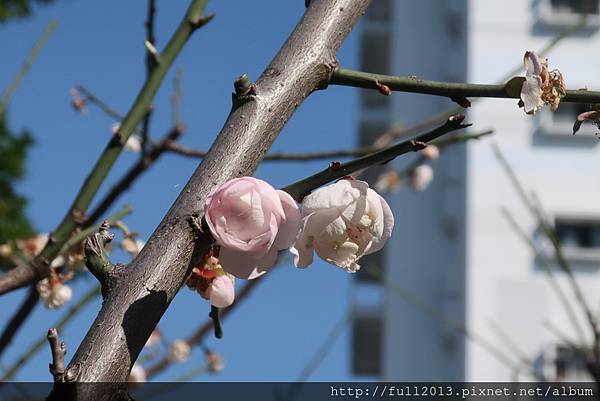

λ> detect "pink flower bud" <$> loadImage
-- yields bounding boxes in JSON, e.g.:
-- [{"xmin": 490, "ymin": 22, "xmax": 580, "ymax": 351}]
[{"xmin": 204, "ymin": 177, "xmax": 300, "ymax": 279}]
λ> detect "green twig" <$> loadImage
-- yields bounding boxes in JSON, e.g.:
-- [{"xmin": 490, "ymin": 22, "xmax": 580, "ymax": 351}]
[
  {"xmin": 0, "ymin": 0, "xmax": 211, "ymax": 295},
  {"xmin": 0, "ymin": 19, "xmax": 57, "ymax": 115},
  {"xmin": 331, "ymin": 68, "xmax": 600, "ymax": 104}
]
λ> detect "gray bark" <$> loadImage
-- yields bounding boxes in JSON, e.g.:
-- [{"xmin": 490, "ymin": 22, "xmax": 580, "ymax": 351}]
[{"xmin": 53, "ymin": 0, "xmax": 371, "ymax": 398}]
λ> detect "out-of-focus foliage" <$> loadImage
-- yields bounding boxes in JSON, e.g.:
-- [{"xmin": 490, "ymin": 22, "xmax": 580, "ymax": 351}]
[
  {"xmin": 0, "ymin": 0, "xmax": 54, "ymax": 22},
  {"xmin": 0, "ymin": 113, "xmax": 34, "ymax": 245}
]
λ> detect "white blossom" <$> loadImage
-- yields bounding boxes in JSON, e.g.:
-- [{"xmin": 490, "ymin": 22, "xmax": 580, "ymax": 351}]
[
  {"xmin": 168, "ymin": 340, "xmax": 191, "ymax": 363},
  {"xmin": 291, "ymin": 179, "xmax": 394, "ymax": 272},
  {"xmin": 37, "ymin": 278, "xmax": 72, "ymax": 309},
  {"xmin": 410, "ymin": 164, "xmax": 434, "ymax": 192},
  {"xmin": 374, "ymin": 170, "xmax": 401, "ymax": 193},
  {"xmin": 420, "ymin": 144, "xmax": 439, "ymax": 160},
  {"xmin": 111, "ymin": 123, "xmax": 142, "ymax": 153}
]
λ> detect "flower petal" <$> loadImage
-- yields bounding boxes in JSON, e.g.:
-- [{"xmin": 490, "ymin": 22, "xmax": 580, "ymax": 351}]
[
  {"xmin": 209, "ymin": 275, "xmax": 235, "ymax": 308},
  {"xmin": 366, "ymin": 194, "xmax": 394, "ymax": 255},
  {"xmin": 273, "ymin": 190, "xmax": 301, "ymax": 249},
  {"xmin": 302, "ymin": 179, "xmax": 366, "ymax": 213},
  {"xmin": 219, "ymin": 245, "xmax": 279, "ymax": 279},
  {"xmin": 314, "ymin": 240, "xmax": 360, "ymax": 272},
  {"xmin": 520, "ymin": 75, "xmax": 543, "ymax": 115}
]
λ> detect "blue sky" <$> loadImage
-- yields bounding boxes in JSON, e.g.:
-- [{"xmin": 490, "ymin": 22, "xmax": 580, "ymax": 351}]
[{"xmin": 0, "ymin": 1, "xmax": 367, "ymax": 381}]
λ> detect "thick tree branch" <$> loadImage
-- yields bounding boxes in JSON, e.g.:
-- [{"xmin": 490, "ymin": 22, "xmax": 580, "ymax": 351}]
[
  {"xmin": 330, "ymin": 68, "xmax": 600, "ymax": 105},
  {"xmin": 58, "ymin": 1, "xmax": 370, "ymax": 395},
  {"xmin": 0, "ymin": 0, "xmax": 210, "ymax": 296},
  {"xmin": 283, "ymin": 114, "xmax": 469, "ymax": 202}
]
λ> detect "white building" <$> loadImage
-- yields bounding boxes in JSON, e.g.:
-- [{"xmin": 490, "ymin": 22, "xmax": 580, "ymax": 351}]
[{"xmin": 353, "ymin": 0, "xmax": 600, "ymax": 382}]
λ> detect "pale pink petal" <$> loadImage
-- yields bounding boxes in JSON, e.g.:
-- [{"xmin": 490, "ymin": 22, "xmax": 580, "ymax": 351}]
[
  {"xmin": 524, "ymin": 51, "xmax": 543, "ymax": 77},
  {"xmin": 291, "ymin": 209, "xmax": 340, "ymax": 268},
  {"xmin": 521, "ymin": 75, "xmax": 543, "ymax": 115},
  {"xmin": 209, "ymin": 275, "xmax": 235, "ymax": 308},
  {"xmin": 576, "ymin": 110, "xmax": 600, "ymax": 122},
  {"xmin": 366, "ymin": 194, "xmax": 394, "ymax": 255},
  {"xmin": 219, "ymin": 245, "xmax": 278, "ymax": 279},
  {"xmin": 273, "ymin": 190, "xmax": 301, "ymax": 249}
]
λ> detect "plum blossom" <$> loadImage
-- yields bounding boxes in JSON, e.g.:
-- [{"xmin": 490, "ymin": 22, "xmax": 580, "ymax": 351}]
[
  {"xmin": 410, "ymin": 164, "xmax": 434, "ymax": 192},
  {"xmin": 144, "ymin": 328, "xmax": 161, "ymax": 348},
  {"xmin": 291, "ymin": 179, "xmax": 394, "ymax": 273},
  {"xmin": 37, "ymin": 276, "xmax": 72, "ymax": 309},
  {"xmin": 204, "ymin": 177, "xmax": 300, "ymax": 279},
  {"xmin": 187, "ymin": 255, "xmax": 235, "ymax": 308},
  {"xmin": 374, "ymin": 170, "xmax": 401, "ymax": 193},
  {"xmin": 121, "ymin": 237, "xmax": 145, "ymax": 257},
  {"xmin": 520, "ymin": 51, "xmax": 565, "ymax": 114},
  {"xmin": 168, "ymin": 340, "xmax": 191, "ymax": 363},
  {"xmin": 420, "ymin": 144, "xmax": 440, "ymax": 160}
]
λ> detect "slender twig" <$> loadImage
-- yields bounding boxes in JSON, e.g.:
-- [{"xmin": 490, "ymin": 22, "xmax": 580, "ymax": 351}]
[
  {"xmin": 0, "ymin": 19, "xmax": 57, "ymax": 115},
  {"xmin": 372, "ymin": 17, "xmax": 588, "ymax": 147},
  {"xmin": 500, "ymin": 207, "xmax": 586, "ymax": 344},
  {"xmin": 74, "ymin": 85, "xmax": 127, "ymax": 122},
  {"xmin": 0, "ymin": 0, "xmax": 211, "ymax": 296},
  {"xmin": 141, "ymin": 0, "xmax": 158, "ymax": 158},
  {"xmin": 47, "ymin": 328, "xmax": 67, "ymax": 382},
  {"xmin": 331, "ymin": 68, "xmax": 600, "ymax": 104},
  {"xmin": 86, "ymin": 125, "xmax": 184, "ymax": 225},
  {"xmin": 0, "ymin": 286, "xmax": 38, "ymax": 357},
  {"xmin": 283, "ymin": 115, "xmax": 470, "ymax": 201},
  {"xmin": 0, "ymin": 285, "xmax": 100, "ymax": 381},
  {"xmin": 171, "ymin": 69, "xmax": 183, "ymax": 126},
  {"xmin": 492, "ymin": 143, "xmax": 598, "ymax": 342},
  {"xmin": 163, "ymin": 128, "xmax": 492, "ymax": 163}
]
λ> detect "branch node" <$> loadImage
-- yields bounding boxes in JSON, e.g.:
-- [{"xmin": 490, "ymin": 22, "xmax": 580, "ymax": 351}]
[
  {"xmin": 376, "ymin": 80, "xmax": 391, "ymax": 96},
  {"xmin": 411, "ymin": 141, "xmax": 427, "ymax": 152},
  {"xmin": 232, "ymin": 73, "xmax": 257, "ymax": 110},
  {"xmin": 450, "ymin": 96, "xmax": 471, "ymax": 108},
  {"xmin": 84, "ymin": 220, "xmax": 115, "ymax": 289},
  {"xmin": 190, "ymin": 13, "xmax": 215, "ymax": 31},
  {"xmin": 144, "ymin": 40, "xmax": 161, "ymax": 65},
  {"xmin": 47, "ymin": 328, "xmax": 67, "ymax": 382}
]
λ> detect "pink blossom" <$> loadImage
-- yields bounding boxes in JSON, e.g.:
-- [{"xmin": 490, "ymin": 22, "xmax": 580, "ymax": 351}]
[{"xmin": 204, "ymin": 177, "xmax": 300, "ymax": 279}]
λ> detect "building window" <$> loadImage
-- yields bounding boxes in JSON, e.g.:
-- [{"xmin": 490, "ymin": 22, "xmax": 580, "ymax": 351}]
[
  {"xmin": 365, "ymin": 0, "xmax": 391, "ymax": 24},
  {"xmin": 538, "ymin": 103, "xmax": 597, "ymax": 137},
  {"xmin": 554, "ymin": 345, "xmax": 592, "ymax": 381},
  {"xmin": 360, "ymin": 30, "xmax": 391, "ymax": 109},
  {"xmin": 536, "ymin": 0, "xmax": 600, "ymax": 27},
  {"xmin": 352, "ymin": 315, "xmax": 382, "ymax": 376},
  {"xmin": 553, "ymin": 216, "xmax": 600, "ymax": 262}
]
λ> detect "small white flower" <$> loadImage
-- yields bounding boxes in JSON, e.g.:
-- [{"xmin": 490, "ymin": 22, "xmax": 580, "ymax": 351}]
[
  {"xmin": 291, "ymin": 179, "xmax": 394, "ymax": 272},
  {"xmin": 144, "ymin": 328, "xmax": 161, "ymax": 348},
  {"xmin": 37, "ymin": 278, "xmax": 72, "ymax": 309},
  {"xmin": 206, "ymin": 351, "xmax": 224, "ymax": 373},
  {"xmin": 374, "ymin": 170, "xmax": 401, "ymax": 193},
  {"xmin": 410, "ymin": 164, "xmax": 434, "ymax": 192},
  {"xmin": 121, "ymin": 237, "xmax": 145, "ymax": 257},
  {"xmin": 521, "ymin": 51, "xmax": 545, "ymax": 115},
  {"xmin": 128, "ymin": 363, "xmax": 147, "ymax": 383},
  {"xmin": 420, "ymin": 144, "xmax": 439, "ymax": 160},
  {"xmin": 168, "ymin": 340, "xmax": 191, "ymax": 363},
  {"xmin": 111, "ymin": 123, "xmax": 142, "ymax": 153}
]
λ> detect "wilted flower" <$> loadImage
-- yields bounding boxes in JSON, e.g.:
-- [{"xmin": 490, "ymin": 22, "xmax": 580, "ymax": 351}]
[
  {"xmin": 121, "ymin": 237, "xmax": 145, "ymax": 257},
  {"xmin": 37, "ymin": 277, "xmax": 72, "ymax": 309},
  {"xmin": 206, "ymin": 351, "xmax": 224, "ymax": 373},
  {"xmin": 111, "ymin": 123, "xmax": 142, "ymax": 153},
  {"xmin": 291, "ymin": 179, "xmax": 394, "ymax": 272},
  {"xmin": 69, "ymin": 88, "xmax": 88, "ymax": 114},
  {"xmin": 168, "ymin": 340, "xmax": 191, "ymax": 363},
  {"xmin": 374, "ymin": 170, "xmax": 401, "ymax": 193},
  {"xmin": 410, "ymin": 164, "xmax": 434, "ymax": 192},
  {"xmin": 520, "ymin": 51, "xmax": 565, "ymax": 114},
  {"xmin": 187, "ymin": 255, "xmax": 235, "ymax": 308},
  {"xmin": 420, "ymin": 144, "xmax": 440, "ymax": 160},
  {"xmin": 204, "ymin": 177, "xmax": 300, "ymax": 279},
  {"xmin": 128, "ymin": 363, "xmax": 147, "ymax": 383}
]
